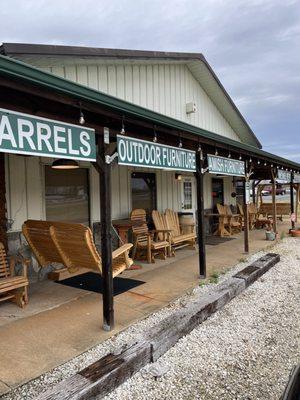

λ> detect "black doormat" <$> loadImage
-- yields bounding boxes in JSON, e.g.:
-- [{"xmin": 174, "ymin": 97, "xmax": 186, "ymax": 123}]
[
  {"xmin": 56, "ymin": 272, "xmax": 145, "ymax": 296},
  {"xmin": 205, "ymin": 236, "xmax": 236, "ymax": 246}
]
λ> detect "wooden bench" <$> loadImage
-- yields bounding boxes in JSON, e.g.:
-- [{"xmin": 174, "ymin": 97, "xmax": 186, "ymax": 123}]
[
  {"xmin": 164, "ymin": 209, "xmax": 197, "ymax": 251},
  {"xmin": 22, "ymin": 220, "xmax": 133, "ymax": 279},
  {"xmin": 259, "ymin": 203, "xmax": 291, "ymax": 221},
  {"xmin": 0, "ymin": 242, "xmax": 29, "ymax": 308},
  {"xmin": 50, "ymin": 222, "xmax": 133, "ymax": 277}
]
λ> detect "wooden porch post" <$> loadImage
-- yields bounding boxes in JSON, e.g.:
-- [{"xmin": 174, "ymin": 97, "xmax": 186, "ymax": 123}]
[
  {"xmin": 290, "ymin": 173, "xmax": 295, "ymax": 230},
  {"xmin": 252, "ymin": 180, "xmax": 256, "ymax": 204},
  {"xmin": 243, "ymin": 161, "xmax": 249, "ymax": 253},
  {"xmin": 271, "ymin": 169, "xmax": 277, "ymax": 233},
  {"xmin": 196, "ymin": 149, "xmax": 206, "ymax": 278},
  {"xmin": 0, "ymin": 153, "xmax": 7, "ymax": 249},
  {"xmin": 94, "ymin": 136, "xmax": 114, "ymax": 331}
]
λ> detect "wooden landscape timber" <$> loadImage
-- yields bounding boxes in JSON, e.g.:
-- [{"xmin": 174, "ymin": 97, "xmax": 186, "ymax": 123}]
[{"xmin": 36, "ymin": 253, "xmax": 280, "ymax": 400}]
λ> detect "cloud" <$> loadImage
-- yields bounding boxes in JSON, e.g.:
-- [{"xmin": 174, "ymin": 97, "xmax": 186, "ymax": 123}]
[{"xmin": 0, "ymin": 0, "xmax": 299, "ymax": 161}]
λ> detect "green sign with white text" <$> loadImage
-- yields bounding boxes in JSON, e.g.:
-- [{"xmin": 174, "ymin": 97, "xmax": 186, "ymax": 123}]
[
  {"xmin": 117, "ymin": 135, "xmax": 196, "ymax": 172},
  {"xmin": 277, "ymin": 169, "xmax": 291, "ymax": 182},
  {"xmin": 0, "ymin": 108, "xmax": 96, "ymax": 161},
  {"xmin": 207, "ymin": 154, "xmax": 245, "ymax": 177},
  {"xmin": 294, "ymin": 173, "xmax": 300, "ymax": 183}
]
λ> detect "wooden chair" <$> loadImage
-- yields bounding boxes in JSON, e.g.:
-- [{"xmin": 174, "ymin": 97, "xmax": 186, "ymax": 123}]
[
  {"xmin": 151, "ymin": 210, "xmax": 173, "ymax": 256},
  {"xmin": 130, "ymin": 209, "xmax": 169, "ymax": 263},
  {"xmin": 215, "ymin": 204, "xmax": 231, "ymax": 237},
  {"xmin": 164, "ymin": 209, "xmax": 197, "ymax": 250},
  {"xmin": 50, "ymin": 222, "xmax": 133, "ymax": 277},
  {"xmin": 0, "ymin": 243, "xmax": 29, "ymax": 308},
  {"xmin": 225, "ymin": 205, "xmax": 242, "ymax": 234}
]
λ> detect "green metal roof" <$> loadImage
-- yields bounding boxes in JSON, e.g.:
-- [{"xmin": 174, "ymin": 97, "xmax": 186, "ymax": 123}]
[{"xmin": 0, "ymin": 54, "xmax": 299, "ymax": 171}]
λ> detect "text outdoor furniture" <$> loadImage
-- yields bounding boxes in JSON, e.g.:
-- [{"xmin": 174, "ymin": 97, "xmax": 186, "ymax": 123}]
[
  {"xmin": 0, "ymin": 242, "xmax": 29, "ymax": 308},
  {"xmin": 164, "ymin": 209, "xmax": 197, "ymax": 250},
  {"xmin": 130, "ymin": 209, "xmax": 170, "ymax": 263},
  {"xmin": 50, "ymin": 222, "xmax": 133, "ymax": 277}
]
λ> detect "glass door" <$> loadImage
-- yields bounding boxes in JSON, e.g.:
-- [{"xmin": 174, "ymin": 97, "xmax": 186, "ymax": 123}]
[{"xmin": 180, "ymin": 177, "xmax": 196, "ymax": 217}]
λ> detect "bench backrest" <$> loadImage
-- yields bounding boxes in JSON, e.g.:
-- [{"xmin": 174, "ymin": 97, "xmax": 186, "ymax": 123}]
[
  {"xmin": 152, "ymin": 210, "xmax": 168, "ymax": 240},
  {"xmin": 49, "ymin": 222, "xmax": 101, "ymax": 274},
  {"xmin": 22, "ymin": 220, "xmax": 64, "ymax": 267},
  {"xmin": 165, "ymin": 209, "xmax": 180, "ymax": 237},
  {"xmin": 0, "ymin": 243, "xmax": 10, "ymax": 278},
  {"xmin": 130, "ymin": 209, "xmax": 149, "ymax": 242}
]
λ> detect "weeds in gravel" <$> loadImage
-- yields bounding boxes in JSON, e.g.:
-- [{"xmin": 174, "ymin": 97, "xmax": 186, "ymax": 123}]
[
  {"xmin": 280, "ymin": 232, "xmax": 286, "ymax": 240},
  {"xmin": 238, "ymin": 257, "xmax": 247, "ymax": 263},
  {"xmin": 209, "ymin": 272, "xmax": 220, "ymax": 284}
]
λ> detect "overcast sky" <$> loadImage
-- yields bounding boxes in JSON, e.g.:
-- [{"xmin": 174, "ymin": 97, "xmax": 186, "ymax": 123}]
[{"xmin": 1, "ymin": 0, "xmax": 299, "ymax": 161}]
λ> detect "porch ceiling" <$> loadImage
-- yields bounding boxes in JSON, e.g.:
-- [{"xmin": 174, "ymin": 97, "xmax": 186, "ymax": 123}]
[{"xmin": 0, "ymin": 54, "xmax": 299, "ymax": 172}]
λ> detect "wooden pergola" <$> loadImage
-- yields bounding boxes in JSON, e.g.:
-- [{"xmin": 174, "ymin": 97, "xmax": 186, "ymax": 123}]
[{"xmin": 0, "ymin": 55, "xmax": 300, "ymax": 330}]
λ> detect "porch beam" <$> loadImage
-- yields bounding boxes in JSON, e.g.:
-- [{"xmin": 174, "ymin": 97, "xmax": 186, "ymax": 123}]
[{"xmin": 196, "ymin": 149, "xmax": 206, "ymax": 278}]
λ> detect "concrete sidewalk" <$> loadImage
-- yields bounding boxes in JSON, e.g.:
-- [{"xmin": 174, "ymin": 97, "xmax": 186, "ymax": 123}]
[{"xmin": 0, "ymin": 221, "xmax": 292, "ymax": 396}]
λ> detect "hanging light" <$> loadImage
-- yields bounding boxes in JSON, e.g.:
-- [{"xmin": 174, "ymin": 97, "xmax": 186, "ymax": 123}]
[
  {"xmin": 78, "ymin": 102, "xmax": 85, "ymax": 125},
  {"xmin": 264, "ymin": 161, "xmax": 267, "ymax": 166},
  {"xmin": 228, "ymin": 151, "xmax": 231, "ymax": 158},
  {"xmin": 120, "ymin": 115, "xmax": 125, "ymax": 135},
  {"xmin": 249, "ymin": 157, "xmax": 252, "ymax": 163},
  {"xmin": 153, "ymin": 126, "xmax": 157, "ymax": 143},
  {"xmin": 271, "ymin": 163, "xmax": 273, "ymax": 167},
  {"xmin": 239, "ymin": 154, "xmax": 242, "ymax": 160},
  {"xmin": 215, "ymin": 148, "xmax": 219, "ymax": 156},
  {"xmin": 257, "ymin": 160, "xmax": 260, "ymax": 165},
  {"xmin": 52, "ymin": 159, "xmax": 79, "ymax": 169},
  {"xmin": 178, "ymin": 137, "xmax": 183, "ymax": 148}
]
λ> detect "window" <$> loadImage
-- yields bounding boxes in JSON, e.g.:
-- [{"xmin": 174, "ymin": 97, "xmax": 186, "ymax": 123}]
[
  {"xmin": 182, "ymin": 180, "xmax": 193, "ymax": 210},
  {"xmin": 131, "ymin": 172, "xmax": 156, "ymax": 218},
  {"xmin": 45, "ymin": 166, "xmax": 90, "ymax": 225},
  {"xmin": 212, "ymin": 178, "xmax": 224, "ymax": 211}
]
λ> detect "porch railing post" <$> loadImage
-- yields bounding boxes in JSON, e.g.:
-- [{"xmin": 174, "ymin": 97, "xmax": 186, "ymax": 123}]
[
  {"xmin": 196, "ymin": 149, "xmax": 206, "ymax": 278},
  {"xmin": 97, "ymin": 138, "xmax": 114, "ymax": 331},
  {"xmin": 290, "ymin": 172, "xmax": 295, "ymax": 230}
]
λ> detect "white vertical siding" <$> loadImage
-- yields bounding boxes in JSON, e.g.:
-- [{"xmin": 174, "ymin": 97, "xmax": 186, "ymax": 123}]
[{"xmin": 48, "ymin": 63, "xmax": 239, "ymax": 141}]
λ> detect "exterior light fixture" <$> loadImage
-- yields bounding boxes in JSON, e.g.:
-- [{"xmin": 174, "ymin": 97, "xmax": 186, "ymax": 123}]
[
  {"xmin": 78, "ymin": 102, "xmax": 85, "ymax": 125},
  {"xmin": 52, "ymin": 159, "xmax": 79, "ymax": 170},
  {"xmin": 249, "ymin": 157, "xmax": 252, "ymax": 163},
  {"xmin": 228, "ymin": 151, "xmax": 231, "ymax": 158},
  {"xmin": 215, "ymin": 148, "xmax": 219, "ymax": 156},
  {"xmin": 153, "ymin": 126, "xmax": 157, "ymax": 143},
  {"xmin": 239, "ymin": 154, "xmax": 242, "ymax": 160},
  {"xmin": 120, "ymin": 115, "xmax": 125, "ymax": 135},
  {"xmin": 257, "ymin": 160, "xmax": 260, "ymax": 165},
  {"xmin": 178, "ymin": 138, "xmax": 183, "ymax": 148},
  {"xmin": 175, "ymin": 173, "xmax": 182, "ymax": 181},
  {"xmin": 271, "ymin": 164, "xmax": 273, "ymax": 167},
  {"xmin": 264, "ymin": 162, "xmax": 267, "ymax": 166}
]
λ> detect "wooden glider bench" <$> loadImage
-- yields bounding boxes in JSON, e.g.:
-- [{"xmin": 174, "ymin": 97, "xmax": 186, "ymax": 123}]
[
  {"xmin": 162, "ymin": 209, "xmax": 197, "ymax": 253},
  {"xmin": 0, "ymin": 242, "xmax": 29, "ymax": 307},
  {"xmin": 259, "ymin": 202, "xmax": 291, "ymax": 221},
  {"xmin": 22, "ymin": 220, "xmax": 133, "ymax": 280}
]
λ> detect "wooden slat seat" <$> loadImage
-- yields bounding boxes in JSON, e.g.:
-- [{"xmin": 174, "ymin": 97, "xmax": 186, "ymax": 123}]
[
  {"xmin": 130, "ymin": 209, "xmax": 170, "ymax": 263},
  {"xmin": 164, "ymin": 209, "xmax": 197, "ymax": 252},
  {"xmin": 49, "ymin": 222, "xmax": 133, "ymax": 278},
  {"xmin": 0, "ymin": 242, "xmax": 29, "ymax": 308}
]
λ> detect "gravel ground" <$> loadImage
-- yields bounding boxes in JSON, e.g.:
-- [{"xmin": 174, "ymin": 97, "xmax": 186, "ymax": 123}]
[
  {"xmin": 2, "ymin": 238, "xmax": 299, "ymax": 399},
  {"xmin": 103, "ymin": 238, "xmax": 300, "ymax": 400}
]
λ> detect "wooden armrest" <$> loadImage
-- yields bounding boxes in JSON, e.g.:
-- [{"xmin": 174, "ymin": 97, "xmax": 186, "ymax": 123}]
[
  {"xmin": 152, "ymin": 229, "xmax": 172, "ymax": 233},
  {"xmin": 9, "ymin": 255, "xmax": 30, "ymax": 278},
  {"xmin": 112, "ymin": 243, "xmax": 133, "ymax": 259}
]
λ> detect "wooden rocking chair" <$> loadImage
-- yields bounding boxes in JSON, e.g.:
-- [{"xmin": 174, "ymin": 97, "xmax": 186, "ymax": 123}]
[
  {"xmin": 164, "ymin": 209, "xmax": 197, "ymax": 251},
  {"xmin": 130, "ymin": 209, "xmax": 169, "ymax": 263},
  {"xmin": 49, "ymin": 222, "xmax": 133, "ymax": 277},
  {"xmin": 0, "ymin": 243, "xmax": 29, "ymax": 308}
]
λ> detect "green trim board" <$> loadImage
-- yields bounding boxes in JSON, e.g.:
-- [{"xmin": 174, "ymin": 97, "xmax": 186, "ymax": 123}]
[
  {"xmin": 0, "ymin": 55, "xmax": 299, "ymax": 171},
  {"xmin": 117, "ymin": 135, "xmax": 196, "ymax": 171},
  {"xmin": 0, "ymin": 108, "xmax": 96, "ymax": 161},
  {"xmin": 207, "ymin": 154, "xmax": 245, "ymax": 177}
]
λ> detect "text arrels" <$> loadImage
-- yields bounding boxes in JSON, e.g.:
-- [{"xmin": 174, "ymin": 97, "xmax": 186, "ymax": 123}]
[
  {"xmin": 0, "ymin": 115, "xmax": 92, "ymax": 156},
  {"xmin": 118, "ymin": 139, "xmax": 196, "ymax": 170}
]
